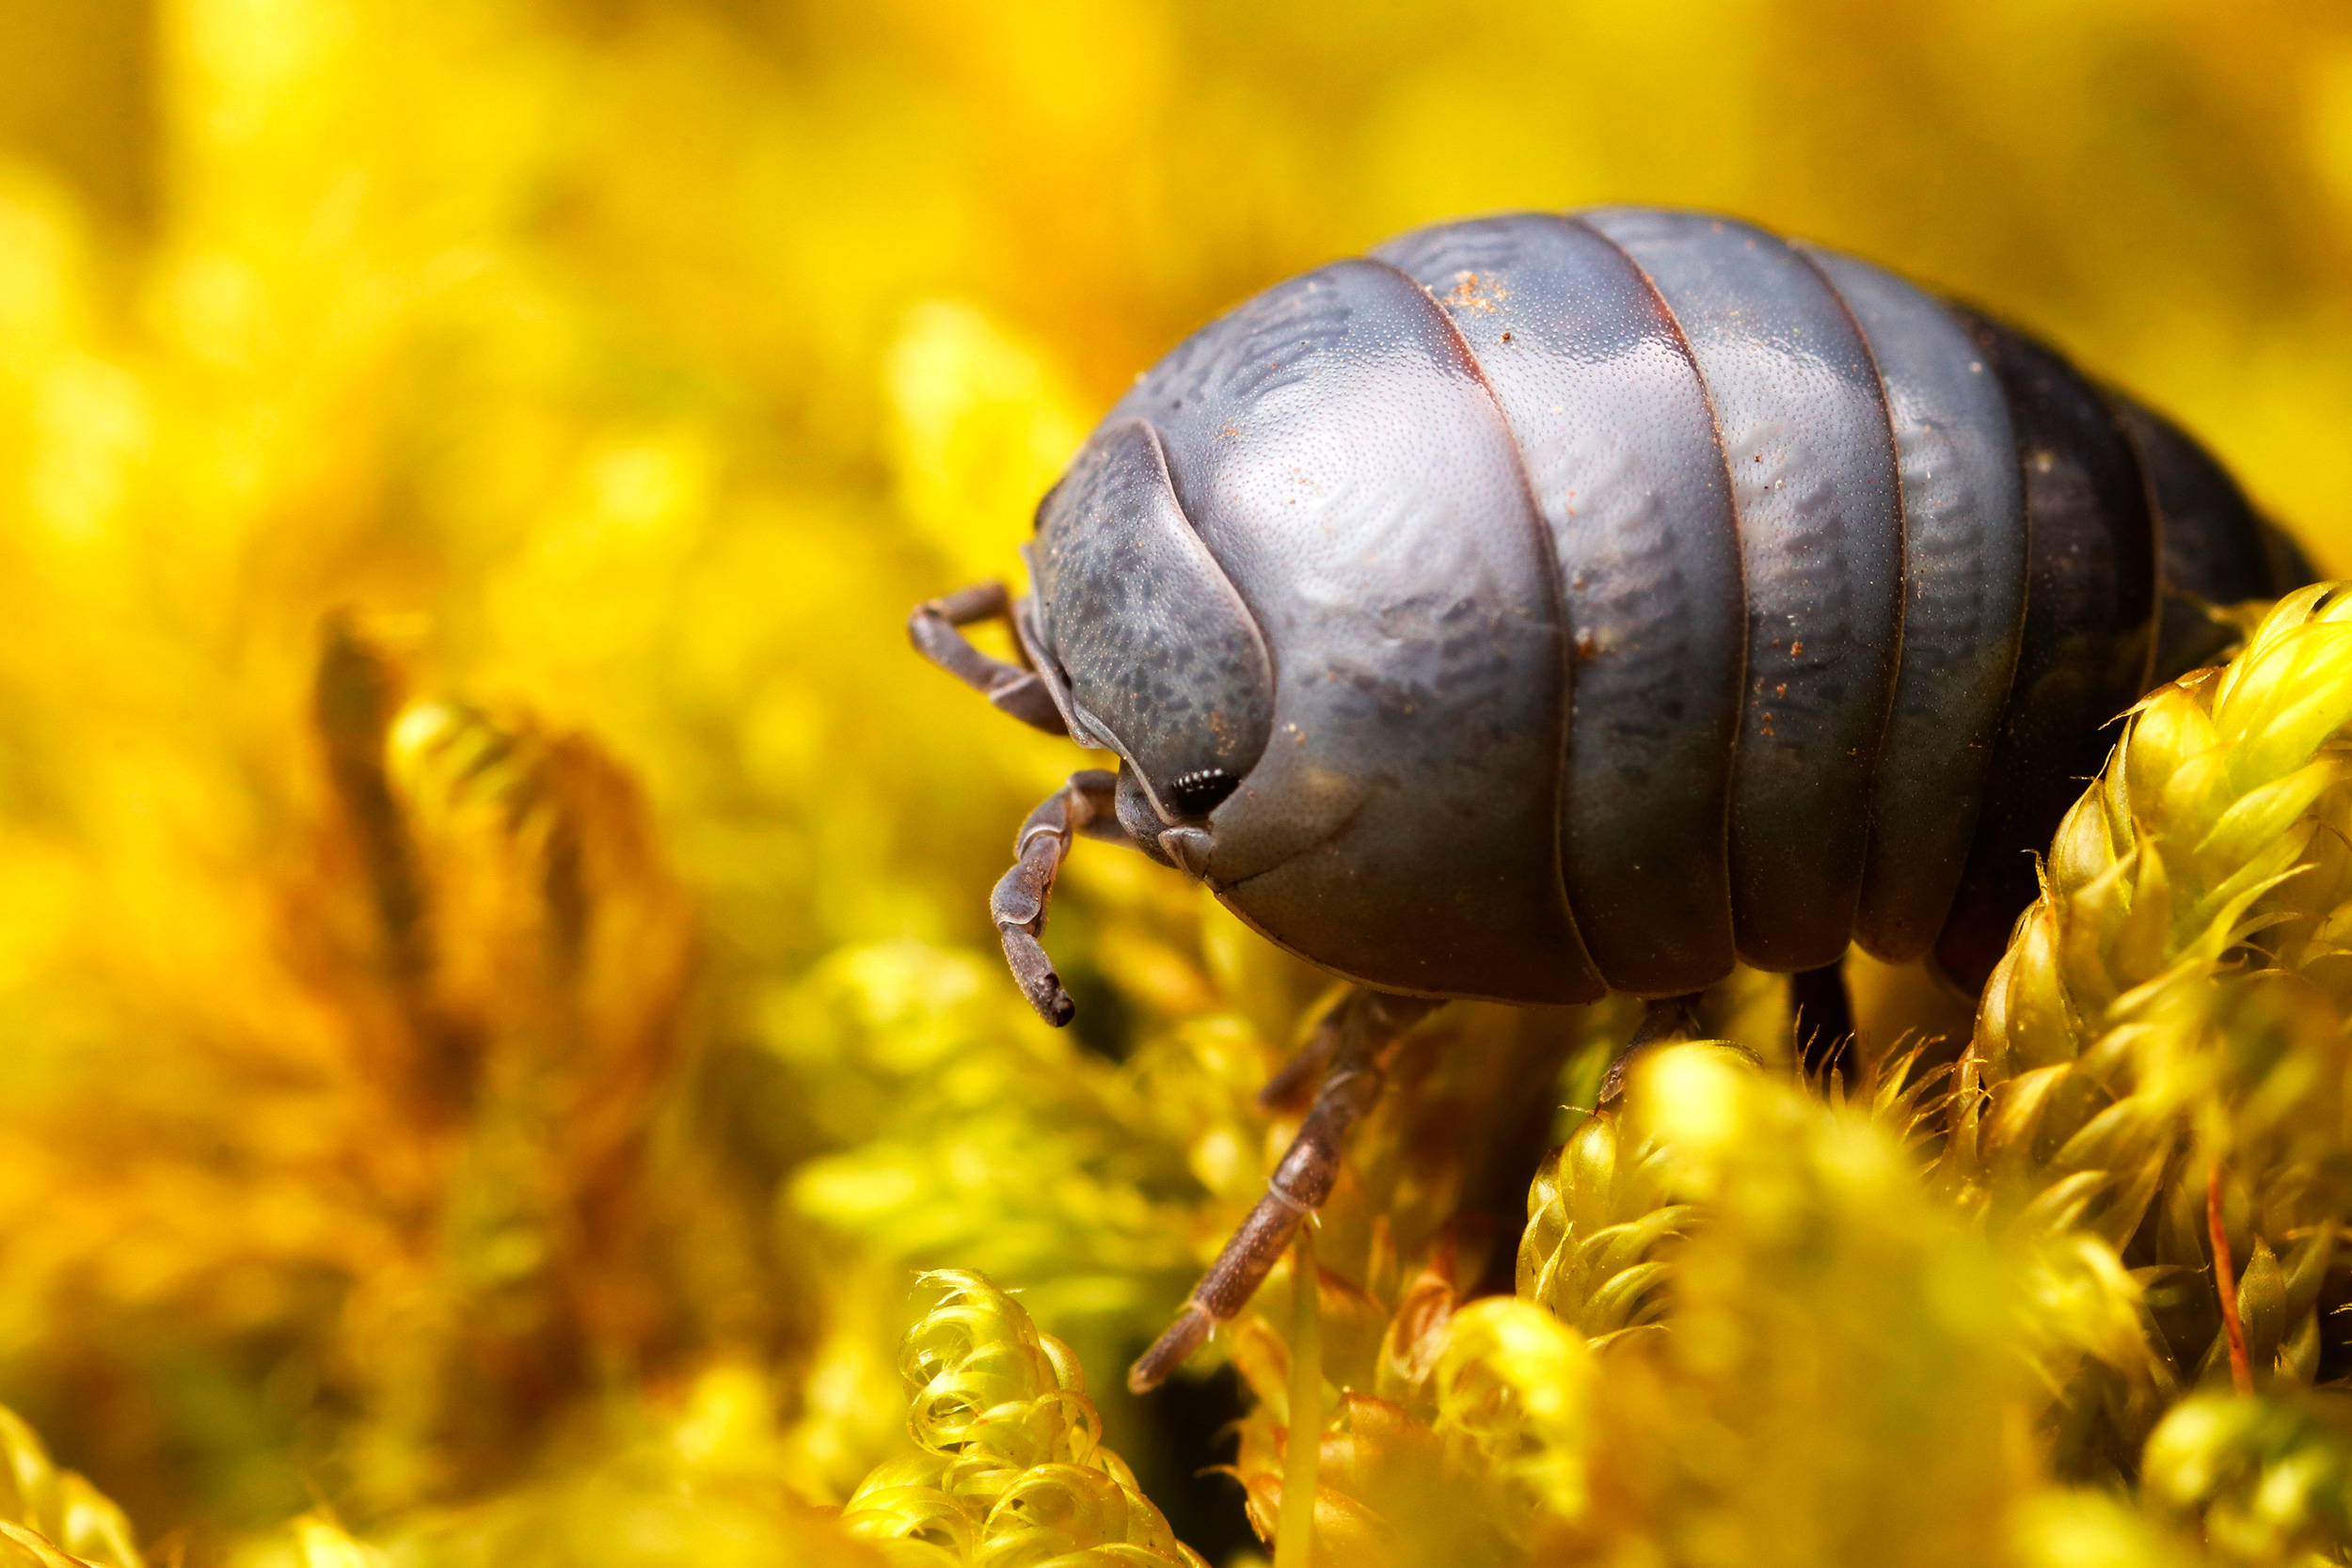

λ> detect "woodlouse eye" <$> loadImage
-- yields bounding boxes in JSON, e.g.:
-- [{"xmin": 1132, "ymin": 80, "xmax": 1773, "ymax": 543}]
[{"xmin": 1167, "ymin": 768, "xmax": 1237, "ymax": 817}]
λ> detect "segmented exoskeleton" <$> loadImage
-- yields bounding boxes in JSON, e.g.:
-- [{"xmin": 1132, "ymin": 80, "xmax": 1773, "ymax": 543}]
[{"xmin": 909, "ymin": 206, "xmax": 2314, "ymax": 1390}]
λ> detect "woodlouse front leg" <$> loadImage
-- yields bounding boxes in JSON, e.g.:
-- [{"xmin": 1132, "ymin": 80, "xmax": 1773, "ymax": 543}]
[
  {"xmin": 908, "ymin": 579, "xmax": 1069, "ymax": 736},
  {"xmin": 993, "ymin": 769, "xmax": 1122, "ymax": 1027},
  {"xmin": 1128, "ymin": 988, "xmax": 1442, "ymax": 1394}
]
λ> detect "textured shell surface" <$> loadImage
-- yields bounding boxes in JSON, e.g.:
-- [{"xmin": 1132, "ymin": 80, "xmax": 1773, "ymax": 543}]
[{"xmin": 1028, "ymin": 205, "xmax": 2304, "ymax": 1003}]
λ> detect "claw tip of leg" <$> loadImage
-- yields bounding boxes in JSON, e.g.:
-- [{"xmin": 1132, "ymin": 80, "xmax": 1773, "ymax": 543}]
[
  {"xmin": 1013, "ymin": 967, "xmax": 1075, "ymax": 1028},
  {"xmin": 1127, "ymin": 1303, "xmax": 1213, "ymax": 1393}
]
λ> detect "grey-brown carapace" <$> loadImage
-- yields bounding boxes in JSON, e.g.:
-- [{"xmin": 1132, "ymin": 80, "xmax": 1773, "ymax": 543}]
[{"xmin": 909, "ymin": 205, "xmax": 2315, "ymax": 1391}]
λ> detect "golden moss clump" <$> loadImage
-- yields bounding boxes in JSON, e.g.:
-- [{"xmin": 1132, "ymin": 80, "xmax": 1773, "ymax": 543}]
[
  {"xmin": 1948, "ymin": 586, "xmax": 2352, "ymax": 1474},
  {"xmin": 0, "ymin": 1406, "xmax": 140, "ymax": 1568},
  {"xmin": 1513, "ymin": 1065, "xmax": 1692, "ymax": 1339},
  {"xmin": 842, "ymin": 1273, "xmax": 1203, "ymax": 1567},
  {"xmin": 2141, "ymin": 1391, "xmax": 2352, "ymax": 1564},
  {"xmin": 1195, "ymin": 1045, "xmax": 2037, "ymax": 1568},
  {"xmin": 0, "ymin": 618, "xmax": 792, "ymax": 1530}
]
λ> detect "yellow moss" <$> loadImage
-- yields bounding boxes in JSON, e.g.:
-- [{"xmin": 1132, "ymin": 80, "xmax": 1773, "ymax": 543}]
[
  {"xmin": 2009, "ymin": 1490, "xmax": 2201, "ymax": 1568},
  {"xmin": 0, "ymin": 1406, "xmax": 139, "ymax": 1568},
  {"xmin": 1946, "ymin": 588, "xmax": 2352, "ymax": 1474},
  {"xmin": 1431, "ymin": 1299, "xmax": 1595, "ymax": 1528},
  {"xmin": 0, "ymin": 3, "xmax": 2348, "ymax": 1564},
  {"xmin": 841, "ymin": 1272, "xmax": 1204, "ymax": 1568},
  {"xmin": 1514, "ymin": 1076, "xmax": 1695, "ymax": 1338},
  {"xmin": 2141, "ymin": 1391, "xmax": 2352, "ymax": 1566}
]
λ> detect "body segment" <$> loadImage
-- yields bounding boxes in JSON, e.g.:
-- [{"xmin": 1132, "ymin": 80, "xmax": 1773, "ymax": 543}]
[
  {"xmin": 1371, "ymin": 214, "xmax": 1745, "ymax": 998},
  {"xmin": 1101, "ymin": 258, "xmax": 1605, "ymax": 1004},
  {"xmin": 1931, "ymin": 309, "xmax": 2164, "ymax": 986},
  {"xmin": 1801, "ymin": 246, "xmax": 2031, "ymax": 964},
  {"xmin": 1578, "ymin": 208, "xmax": 1908, "ymax": 976}
]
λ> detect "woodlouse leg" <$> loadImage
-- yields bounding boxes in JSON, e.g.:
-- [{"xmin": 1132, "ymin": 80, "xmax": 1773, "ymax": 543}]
[
  {"xmin": 908, "ymin": 580, "xmax": 1069, "ymax": 736},
  {"xmin": 1597, "ymin": 993, "xmax": 1706, "ymax": 1108},
  {"xmin": 1254, "ymin": 993, "xmax": 1350, "ymax": 1113},
  {"xmin": 1129, "ymin": 989, "xmax": 1441, "ymax": 1393},
  {"xmin": 993, "ymin": 769, "xmax": 1122, "ymax": 1026},
  {"xmin": 1790, "ymin": 960, "xmax": 1855, "ymax": 1085}
]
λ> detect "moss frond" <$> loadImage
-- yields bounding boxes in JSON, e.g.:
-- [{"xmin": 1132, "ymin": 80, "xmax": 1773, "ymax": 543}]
[
  {"xmin": 0, "ymin": 1408, "xmax": 139, "ymax": 1568},
  {"xmin": 2141, "ymin": 1390, "xmax": 2352, "ymax": 1564},
  {"xmin": 1565, "ymin": 1045, "xmax": 2038, "ymax": 1567},
  {"xmin": 1197, "ymin": 1045, "xmax": 2052, "ymax": 1564},
  {"xmin": 778, "ymin": 943, "xmax": 1232, "ymax": 1334},
  {"xmin": 1942, "ymin": 586, "xmax": 2352, "ymax": 1472},
  {"xmin": 1429, "ymin": 1299, "xmax": 1595, "ymax": 1533},
  {"xmin": 2008, "ymin": 1489, "xmax": 2201, "ymax": 1568},
  {"xmin": 1513, "ymin": 1064, "xmax": 1705, "ymax": 1338},
  {"xmin": 841, "ymin": 1272, "xmax": 1205, "ymax": 1568}
]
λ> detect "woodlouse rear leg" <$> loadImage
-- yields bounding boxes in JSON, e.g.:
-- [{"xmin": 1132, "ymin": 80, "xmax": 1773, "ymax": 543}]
[
  {"xmin": 1597, "ymin": 992, "xmax": 1706, "ymax": 1108},
  {"xmin": 1253, "ymin": 992, "xmax": 1351, "ymax": 1113},
  {"xmin": 1129, "ymin": 989, "xmax": 1442, "ymax": 1394},
  {"xmin": 993, "ymin": 768, "xmax": 1124, "ymax": 1027},
  {"xmin": 908, "ymin": 579, "xmax": 1068, "ymax": 736}
]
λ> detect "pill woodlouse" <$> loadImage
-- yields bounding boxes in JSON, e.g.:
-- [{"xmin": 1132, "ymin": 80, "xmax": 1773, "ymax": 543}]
[{"xmin": 908, "ymin": 206, "xmax": 2315, "ymax": 1391}]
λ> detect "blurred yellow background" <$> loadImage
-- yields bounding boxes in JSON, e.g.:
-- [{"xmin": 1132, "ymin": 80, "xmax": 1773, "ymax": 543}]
[{"xmin": 0, "ymin": 0, "xmax": 2346, "ymax": 1560}]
